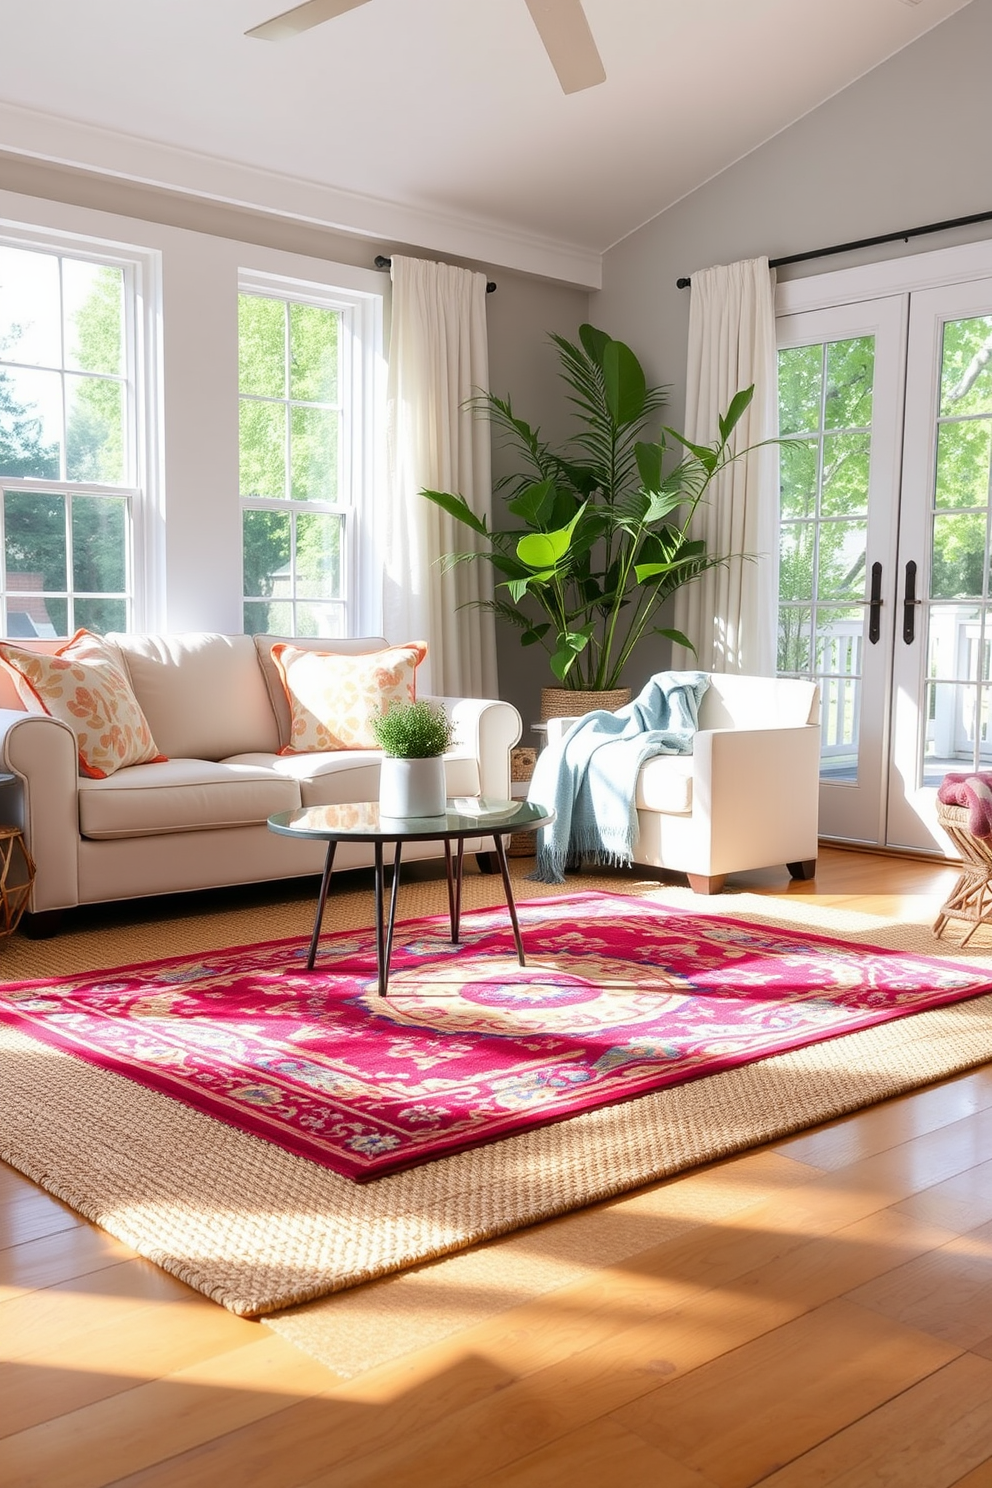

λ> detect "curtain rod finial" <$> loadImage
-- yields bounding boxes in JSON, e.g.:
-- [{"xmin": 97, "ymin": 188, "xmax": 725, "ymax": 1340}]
[{"xmin": 676, "ymin": 276, "xmax": 692, "ymax": 289}]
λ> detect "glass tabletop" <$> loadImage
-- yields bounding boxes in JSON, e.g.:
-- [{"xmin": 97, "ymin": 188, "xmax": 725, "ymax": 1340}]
[{"xmin": 268, "ymin": 796, "xmax": 554, "ymax": 843}]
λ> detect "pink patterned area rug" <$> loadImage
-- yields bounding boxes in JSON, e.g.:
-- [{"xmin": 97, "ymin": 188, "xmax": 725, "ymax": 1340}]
[{"xmin": 2, "ymin": 890, "xmax": 990, "ymax": 1182}]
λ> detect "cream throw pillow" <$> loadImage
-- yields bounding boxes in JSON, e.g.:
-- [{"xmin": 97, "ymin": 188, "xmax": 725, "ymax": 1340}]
[
  {"xmin": 0, "ymin": 629, "xmax": 165, "ymax": 779},
  {"xmin": 271, "ymin": 641, "xmax": 428, "ymax": 753}
]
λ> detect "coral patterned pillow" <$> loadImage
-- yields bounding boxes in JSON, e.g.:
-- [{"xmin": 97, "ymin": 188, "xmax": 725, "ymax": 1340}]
[
  {"xmin": 272, "ymin": 641, "xmax": 428, "ymax": 753},
  {"xmin": 0, "ymin": 629, "xmax": 166, "ymax": 779}
]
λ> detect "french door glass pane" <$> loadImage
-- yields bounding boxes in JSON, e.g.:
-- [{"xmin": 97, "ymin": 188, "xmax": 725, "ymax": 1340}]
[
  {"xmin": 778, "ymin": 335, "xmax": 876, "ymax": 782},
  {"xmin": 939, "ymin": 316, "xmax": 992, "ymax": 418},
  {"xmin": 921, "ymin": 316, "xmax": 992, "ymax": 783}
]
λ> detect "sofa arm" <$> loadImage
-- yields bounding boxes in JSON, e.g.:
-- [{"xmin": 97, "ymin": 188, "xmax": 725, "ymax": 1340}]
[
  {"xmin": 425, "ymin": 696, "xmax": 522, "ymax": 801},
  {"xmin": 0, "ymin": 709, "xmax": 80, "ymax": 912},
  {"xmin": 692, "ymin": 724, "xmax": 821, "ymax": 873}
]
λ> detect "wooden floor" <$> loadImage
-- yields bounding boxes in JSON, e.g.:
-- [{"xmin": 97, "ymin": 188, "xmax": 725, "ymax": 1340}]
[{"xmin": 3, "ymin": 847, "xmax": 992, "ymax": 1487}]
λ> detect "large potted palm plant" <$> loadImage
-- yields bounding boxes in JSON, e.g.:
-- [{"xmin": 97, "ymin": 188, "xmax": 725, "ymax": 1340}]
[{"xmin": 422, "ymin": 324, "xmax": 757, "ymax": 717}]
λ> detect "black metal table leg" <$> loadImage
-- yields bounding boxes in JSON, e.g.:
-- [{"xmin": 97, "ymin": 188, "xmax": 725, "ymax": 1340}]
[
  {"xmin": 382, "ymin": 841, "xmax": 403, "ymax": 992},
  {"xmin": 373, "ymin": 841, "xmax": 387, "ymax": 997},
  {"xmin": 492, "ymin": 832, "xmax": 526, "ymax": 965},
  {"xmin": 443, "ymin": 839, "xmax": 458, "ymax": 942},
  {"xmin": 306, "ymin": 839, "xmax": 337, "ymax": 969},
  {"xmin": 453, "ymin": 836, "xmax": 465, "ymax": 942}
]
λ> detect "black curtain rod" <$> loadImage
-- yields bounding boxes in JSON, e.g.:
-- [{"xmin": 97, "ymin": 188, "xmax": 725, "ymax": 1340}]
[
  {"xmin": 675, "ymin": 207, "xmax": 992, "ymax": 289},
  {"xmin": 374, "ymin": 255, "xmax": 496, "ymax": 293}
]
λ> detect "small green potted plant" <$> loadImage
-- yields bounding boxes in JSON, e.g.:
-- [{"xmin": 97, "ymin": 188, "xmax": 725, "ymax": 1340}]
[{"xmin": 371, "ymin": 699, "xmax": 455, "ymax": 818}]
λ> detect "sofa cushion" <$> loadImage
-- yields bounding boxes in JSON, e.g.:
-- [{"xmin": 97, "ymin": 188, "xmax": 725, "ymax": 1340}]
[
  {"xmin": 635, "ymin": 754, "xmax": 694, "ymax": 814},
  {"xmin": 230, "ymin": 750, "xmax": 481, "ymax": 807},
  {"xmin": 77, "ymin": 758, "xmax": 300, "ymax": 840},
  {"xmin": 271, "ymin": 640, "xmax": 427, "ymax": 753},
  {"xmin": 0, "ymin": 629, "xmax": 165, "ymax": 779},
  {"xmin": 111, "ymin": 632, "xmax": 280, "ymax": 760},
  {"xmin": 253, "ymin": 634, "xmax": 389, "ymax": 749}
]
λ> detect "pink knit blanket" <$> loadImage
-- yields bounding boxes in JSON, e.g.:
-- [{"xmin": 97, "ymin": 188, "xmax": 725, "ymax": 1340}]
[{"xmin": 937, "ymin": 771, "xmax": 992, "ymax": 837}]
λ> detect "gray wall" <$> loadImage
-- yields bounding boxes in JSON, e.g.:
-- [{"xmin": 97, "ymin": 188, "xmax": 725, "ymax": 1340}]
[
  {"xmin": 595, "ymin": 0, "xmax": 992, "ymax": 441},
  {"xmin": 486, "ymin": 270, "xmax": 590, "ymax": 738}
]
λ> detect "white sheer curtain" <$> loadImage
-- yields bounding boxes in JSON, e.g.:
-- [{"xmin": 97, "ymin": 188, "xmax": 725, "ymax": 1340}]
[
  {"xmin": 382, "ymin": 254, "xmax": 498, "ymax": 699},
  {"xmin": 670, "ymin": 256, "xmax": 778, "ymax": 675}
]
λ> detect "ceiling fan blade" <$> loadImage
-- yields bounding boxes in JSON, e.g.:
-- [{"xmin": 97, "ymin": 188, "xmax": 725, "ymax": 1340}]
[
  {"xmin": 246, "ymin": 0, "xmax": 372, "ymax": 42},
  {"xmin": 524, "ymin": 0, "xmax": 606, "ymax": 93}
]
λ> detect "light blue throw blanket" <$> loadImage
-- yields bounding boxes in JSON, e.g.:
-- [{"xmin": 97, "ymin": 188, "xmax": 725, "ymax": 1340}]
[{"xmin": 527, "ymin": 671, "xmax": 710, "ymax": 884}]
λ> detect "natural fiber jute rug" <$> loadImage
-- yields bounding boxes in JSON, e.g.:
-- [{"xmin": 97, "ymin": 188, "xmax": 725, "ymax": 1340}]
[{"xmin": 3, "ymin": 870, "xmax": 992, "ymax": 1328}]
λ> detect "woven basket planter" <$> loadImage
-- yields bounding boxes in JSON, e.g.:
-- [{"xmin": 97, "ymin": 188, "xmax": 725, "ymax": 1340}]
[{"xmin": 540, "ymin": 686, "xmax": 630, "ymax": 721}]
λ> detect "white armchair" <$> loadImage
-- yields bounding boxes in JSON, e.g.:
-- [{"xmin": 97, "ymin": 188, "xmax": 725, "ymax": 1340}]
[{"xmin": 546, "ymin": 673, "xmax": 820, "ymax": 894}]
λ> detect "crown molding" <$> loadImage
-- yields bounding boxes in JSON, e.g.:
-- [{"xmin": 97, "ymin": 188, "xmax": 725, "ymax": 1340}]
[{"xmin": 0, "ymin": 100, "xmax": 602, "ymax": 290}]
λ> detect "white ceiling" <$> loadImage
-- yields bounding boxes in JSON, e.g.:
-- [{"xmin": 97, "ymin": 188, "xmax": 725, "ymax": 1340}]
[{"xmin": 0, "ymin": 0, "xmax": 976, "ymax": 281}]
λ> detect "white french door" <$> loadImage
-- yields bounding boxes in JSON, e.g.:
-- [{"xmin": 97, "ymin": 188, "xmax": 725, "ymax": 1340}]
[
  {"xmin": 777, "ymin": 265, "xmax": 992, "ymax": 852},
  {"xmin": 776, "ymin": 296, "xmax": 906, "ymax": 845},
  {"xmin": 889, "ymin": 278, "xmax": 992, "ymax": 851}
]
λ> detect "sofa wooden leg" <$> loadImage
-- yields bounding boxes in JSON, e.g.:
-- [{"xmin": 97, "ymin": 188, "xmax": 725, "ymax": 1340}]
[
  {"xmin": 787, "ymin": 859, "xmax": 817, "ymax": 881},
  {"xmin": 20, "ymin": 909, "xmax": 63, "ymax": 939},
  {"xmin": 687, "ymin": 873, "xmax": 726, "ymax": 895},
  {"xmin": 475, "ymin": 852, "xmax": 498, "ymax": 875}
]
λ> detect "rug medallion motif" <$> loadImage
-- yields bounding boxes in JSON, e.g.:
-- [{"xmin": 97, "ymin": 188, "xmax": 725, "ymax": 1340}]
[{"xmin": 1, "ymin": 891, "xmax": 989, "ymax": 1180}]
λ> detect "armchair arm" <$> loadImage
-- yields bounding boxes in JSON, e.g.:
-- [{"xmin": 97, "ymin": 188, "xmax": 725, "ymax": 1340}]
[
  {"xmin": 692, "ymin": 724, "xmax": 821, "ymax": 874},
  {"xmin": 0, "ymin": 709, "xmax": 80, "ymax": 912},
  {"xmin": 425, "ymin": 696, "xmax": 522, "ymax": 801}
]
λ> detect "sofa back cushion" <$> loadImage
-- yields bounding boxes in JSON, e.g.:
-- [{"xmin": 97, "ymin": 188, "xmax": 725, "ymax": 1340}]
[
  {"xmin": 0, "ymin": 629, "xmax": 165, "ymax": 778},
  {"xmin": 111, "ymin": 632, "xmax": 280, "ymax": 760},
  {"xmin": 253, "ymin": 634, "xmax": 389, "ymax": 750}
]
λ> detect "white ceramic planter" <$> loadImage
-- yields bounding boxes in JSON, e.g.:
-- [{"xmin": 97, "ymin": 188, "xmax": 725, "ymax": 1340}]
[{"xmin": 378, "ymin": 755, "xmax": 447, "ymax": 819}]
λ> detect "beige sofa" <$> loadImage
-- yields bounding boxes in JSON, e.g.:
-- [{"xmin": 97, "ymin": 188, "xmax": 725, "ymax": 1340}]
[
  {"xmin": 0, "ymin": 632, "xmax": 521, "ymax": 924},
  {"xmin": 547, "ymin": 672, "xmax": 821, "ymax": 893}
]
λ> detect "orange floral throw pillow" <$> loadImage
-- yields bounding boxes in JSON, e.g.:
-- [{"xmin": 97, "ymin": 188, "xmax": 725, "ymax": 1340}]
[
  {"xmin": 0, "ymin": 629, "xmax": 166, "ymax": 779},
  {"xmin": 272, "ymin": 641, "xmax": 428, "ymax": 753}
]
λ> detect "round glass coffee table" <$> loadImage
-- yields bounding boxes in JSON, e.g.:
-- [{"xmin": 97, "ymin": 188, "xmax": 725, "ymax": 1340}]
[{"xmin": 268, "ymin": 798, "xmax": 554, "ymax": 994}]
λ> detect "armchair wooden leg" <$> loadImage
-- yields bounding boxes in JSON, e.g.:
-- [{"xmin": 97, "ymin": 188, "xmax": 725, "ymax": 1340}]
[
  {"xmin": 475, "ymin": 852, "xmax": 498, "ymax": 875},
  {"xmin": 687, "ymin": 873, "xmax": 726, "ymax": 895},
  {"xmin": 787, "ymin": 859, "xmax": 817, "ymax": 881}
]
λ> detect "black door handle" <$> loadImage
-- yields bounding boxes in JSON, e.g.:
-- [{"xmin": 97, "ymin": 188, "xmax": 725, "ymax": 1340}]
[
  {"xmin": 903, "ymin": 560, "xmax": 918, "ymax": 644},
  {"xmin": 868, "ymin": 561, "xmax": 882, "ymax": 644}
]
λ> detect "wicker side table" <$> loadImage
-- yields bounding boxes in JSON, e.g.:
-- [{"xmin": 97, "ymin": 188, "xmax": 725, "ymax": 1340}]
[
  {"xmin": 0, "ymin": 826, "xmax": 35, "ymax": 939},
  {"xmin": 507, "ymin": 746, "xmax": 539, "ymax": 857},
  {"xmin": 932, "ymin": 800, "xmax": 992, "ymax": 944}
]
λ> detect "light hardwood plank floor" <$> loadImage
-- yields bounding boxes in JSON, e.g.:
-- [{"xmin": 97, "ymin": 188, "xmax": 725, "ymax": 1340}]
[{"xmin": 3, "ymin": 847, "xmax": 992, "ymax": 1487}]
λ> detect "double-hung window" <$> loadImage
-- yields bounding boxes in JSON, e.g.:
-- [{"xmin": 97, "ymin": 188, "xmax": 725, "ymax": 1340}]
[
  {"xmin": 239, "ymin": 273, "xmax": 379, "ymax": 638},
  {"xmin": 0, "ymin": 233, "xmax": 146, "ymax": 638}
]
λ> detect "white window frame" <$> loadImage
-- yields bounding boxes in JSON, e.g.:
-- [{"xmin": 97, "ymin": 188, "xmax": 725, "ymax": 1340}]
[
  {"xmin": 0, "ymin": 217, "xmax": 162, "ymax": 635},
  {"xmin": 237, "ymin": 267, "xmax": 382, "ymax": 639}
]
